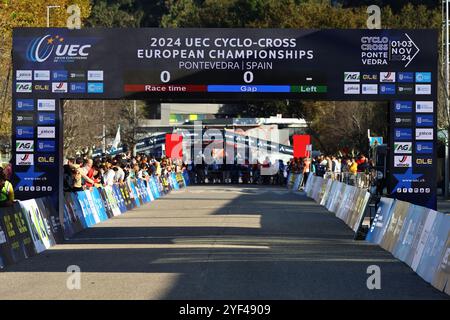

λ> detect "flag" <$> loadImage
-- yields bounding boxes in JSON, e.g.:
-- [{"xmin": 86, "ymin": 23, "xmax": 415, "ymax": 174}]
[{"xmin": 110, "ymin": 125, "xmax": 121, "ymax": 154}]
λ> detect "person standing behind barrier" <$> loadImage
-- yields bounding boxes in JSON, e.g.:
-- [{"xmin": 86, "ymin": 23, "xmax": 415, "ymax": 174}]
[
  {"xmin": 103, "ymin": 162, "xmax": 115, "ymax": 187},
  {"xmin": 302, "ymin": 157, "xmax": 311, "ymax": 189},
  {"xmin": 0, "ymin": 171, "xmax": 14, "ymax": 207},
  {"xmin": 2, "ymin": 159, "xmax": 12, "ymax": 181}
]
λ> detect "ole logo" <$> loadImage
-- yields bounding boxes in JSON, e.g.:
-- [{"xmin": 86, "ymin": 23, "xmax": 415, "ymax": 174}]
[{"xmin": 416, "ymin": 158, "xmax": 433, "ymax": 165}]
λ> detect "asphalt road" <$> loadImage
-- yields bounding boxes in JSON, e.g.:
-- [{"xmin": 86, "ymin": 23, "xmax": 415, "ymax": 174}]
[{"xmin": 0, "ymin": 185, "xmax": 448, "ymax": 300}]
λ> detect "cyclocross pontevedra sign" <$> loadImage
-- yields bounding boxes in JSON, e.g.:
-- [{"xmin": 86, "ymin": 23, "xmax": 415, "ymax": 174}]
[{"xmin": 12, "ymin": 28, "xmax": 437, "ymax": 210}]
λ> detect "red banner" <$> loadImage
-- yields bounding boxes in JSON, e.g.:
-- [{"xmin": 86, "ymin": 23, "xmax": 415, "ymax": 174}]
[
  {"xmin": 293, "ymin": 135, "xmax": 310, "ymax": 158},
  {"xmin": 165, "ymin": 134, "xmax": 183, "ymax": 160}
]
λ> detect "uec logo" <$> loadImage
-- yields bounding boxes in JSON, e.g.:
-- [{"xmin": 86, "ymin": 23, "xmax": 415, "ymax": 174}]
[{"xmin": 27, "ymin": 34, "xmax": 91, "ymax": 62}]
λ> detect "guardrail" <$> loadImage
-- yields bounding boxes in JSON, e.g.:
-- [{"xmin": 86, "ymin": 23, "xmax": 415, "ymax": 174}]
[
  {"xmin": 0, "ymin": 171, "xmax": 190, "ymax": 270},
  {"xmin": 301, "ymin": 173, "xmax": 450, "ymax": 296}
]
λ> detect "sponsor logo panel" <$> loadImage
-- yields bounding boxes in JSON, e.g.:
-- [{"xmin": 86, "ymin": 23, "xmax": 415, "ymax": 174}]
[
  {"xmin": 16, "ymin": 140, "xmax": 34, "ymax": 152},
  {"xmin": 394, "ymin": 142, "xmax": 412, "ymax": 154},
  {"xmin": 52, "ymin": 82, "xmax": 68, "ymax": 93},
  {"xmin": 415, "ymin": 72, "xmax": 431, "ymax": 83},
  {"xmin": 16, "ymin": 99, "xmax": 34, "ymax": 111},
  {"xmin": 33, "ymin": 83, "xmax": 50, "ymax": 92},
  {"xmin": 33, "ymin": 70, "xmax": 50, "ymax": 81},
  {"xmin": 52, "ymin": 70, "xmax": 68, "ymax": 81},
  {"xmin": 37, "ymin": 126, "xmax": 56, "ymax": 138},
  {"xmin": 87, "ymin": 70, "xmax": 104, "ymax": 81},
  {"xmin": 37, "ymin": 99, "xmax": 56, "ymax": 111},
  {"xmin": 361, "ymin": 72, "xmax": 378, "ymax": 82},
  {"xmin": 394, "ymin": 101, "xmax": 413, "ymax": 113},
  {"xmin": 416, "ymin": 157, "xmax": 433, "ymax": 166},
  {"xmin": 416, "ymin": 142, "xmax": 433, "ymax": 154},
  {"xmin": 380, "ymin": 84, "xmax": 396, "ymax": 94},
  {"xmin": 88, "ymin": 82, "xmax": 104, "ymax": 93},
  {"xmin": 415, "ymin": 128, "xmax": 434, "ymax": 140},
  {"xmin": 415, "ymin": 84, "xmax": 431, "ymax": 95},
  {"xmin": 16, "ymin": 114, "xmax": 34, "ymax": 124},
  {"xmin": 397, "ymin": 84, "xmax": 414, "ymax": 94},
  {"xmin": 380, "ymin": 72, "xmax": 395, "ymax": 82},
  {"xmin": 416, "ymin": 114, "xmax": 434, "ymax": 127},
  {"xmin": 16, "ymin": 154, "xmax": 34, "ymax": 166},
  {"xmin": 16, "ymin": 70, "xmax": 32, "ymax": 81},
  {"xmin": 69, "ymin": 71, "xmax": 86, "ymax": 81},
  {"xmin": 397, "ymin": 72, "xmax": 414, "ymax": 83},
  {"xmin": 16, "ymin": 82, "xmax": 32, "ymax": 93},
  {"xmin": 69, "ymin": 82, "xmax": 86, "ymax": 93},
  {"xmin": 361, "ymin": 84, "xmax": 378, "ymax": 94},
  {"xmin": 36, "ymin": 154, "xmax": 56, "ymax": 166},
  {"xmin": 16, "ymin": 126, "xmax": 34, "ymax": 138},
  {"xmin": 394, "ymin": 128, "xmax": 412, "ymax": 141},
  {"xmin": 37, "ymin": 140, "xmax": 56, "ymax": 152},
  {"xmin": 394, "ymin": 115, "xmax": 412, "ymax": 126},
  {"xmin": 415, "ymin": 101, "xmax": 433, "ymax": 113},
  {"xmin": 344, "ymin": 72, "xmax": 360, "ymax": 82},
  {"xmin": 37, "ymin": 113, "xmax": 56, "ymax": 125},
  {"xmin": 394, "ymin": 155, "xmax": 412, "ymax": 168}
]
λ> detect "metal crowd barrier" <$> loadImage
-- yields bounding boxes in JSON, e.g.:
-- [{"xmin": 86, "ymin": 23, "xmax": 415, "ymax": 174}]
[
  {"xmin": 0, "ymin": 171, "xmax": 190, "ymax": 270},
  {"xmin": 302, "ymin": 173, "xmax": 450, "ymax": 296}
]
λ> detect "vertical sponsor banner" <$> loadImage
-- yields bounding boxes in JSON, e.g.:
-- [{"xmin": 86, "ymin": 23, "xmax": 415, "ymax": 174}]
[
  {"xmin": 138, "ymin": 179, "xmax": 152, "ymax": 203},
  {"xmin": 128, "ymin": 181, "xmax": 141, "ymax": 207},
  {"xmin": 119, "ymin": 184, "xmax": 133, "ymax": 210},
  {"xmin": 183, "ymin": 171, "xmax": 190, "ymax": 186},
  {"xmin": 350, "ymin": 190, "xmax": 370, "ymax": 232},
  {"xmin": 319, "ymin": 179, "xmax": 333, "ymax": 206},
  {"xmin": 20, "ymin": 199, "xmax": 55, "ymax": 253},
  {"xmin": 391, "ymin": 204, "xmax": 422, "ymax": 262},
  {"xmin": 411, "ymin": 209, "xmax": 439, "ymax": 272},
  {"xmin": 90, "ymin": 188, "xmax": 108, "ymax": 221},
  {"xmin": 366, "ymin": 197, "xmax": 395, "ymax": 244},
  {"xmin": 98, "ymin": 188, "xmax": 114, "ymax": 219},
  {"xmin": 292, "ymin": 174, "xmax": 303, "ymax": 191},
  {"xmin": 150, "ymin": 177, "xmax": 161, "ymax": 199},
  {"xmin": 0, "ymin": 204, "xmax": 35, "ymax": 264},
  {"xmin": 105, "ymin": 186, "xmax": 122, "ymax": 216},
  {"xmin": 76, "ymin": 191, "xmax": 96, "ymax": 227},
  {"xmin": 112, "ymin": 184, "xmax": 127, "ymax": 213},
  {"xmin": 70, "ymin": 193, "xmax": 88, "ymax": 229},
  {"xmin": 35, "ymin": 197, "xmax": 62, "ymax": 243},
  {"xmin": 171, "ymin": 172, "xmax": 180, "ymax": 190},
  {"xmin": 415, "ymin": 214, "xmax": 450, "ymax": 283},
  {"xmin": 84, "ymin": 190, "xmax": 101, "ymax": 224},
  {"xmin": 286, "ymin": 173, "xmax": 296, "ymax": 189},
  {"xmin": 389, "ymin": 100, "xmax": 437, "ymax": 209},
  {"xmin": 431, "ymin": 231, "xmax": 450, "ymax": 293},
  {"xmin": 63, "ymin": 193, "xmax": 82, "ymax": 238},
  {"xmin": 0, "ymin": 209, "xmax": 16, "ymax": 267},
  {"xmin": 293, "ymin": 135, "xmax": 311, "ymax": 158},
  {"xmin": 34, "ymin": 197, "xmax": 64, "ymax": 243},
  {"xmin": 380, "ymin": 200, "xmax": 411, "ymax": 253}
]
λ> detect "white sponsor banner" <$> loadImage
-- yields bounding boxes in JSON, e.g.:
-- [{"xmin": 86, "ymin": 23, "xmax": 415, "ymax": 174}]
[
  {"xmin": 16, "ymin": 153, "xmax": 34, "ymax": 165},
  {"xmin": 416, "ymin": 128, "xmax": 433, "ymax": 140},
  {"xmin": 380, "ymin": 72, "xmax": 395, "ymax": 82},
  {"xmin": 16, "ymin": 70, "xmax": 32, "ymax": 81},
  {"xmin": 362, "ymin": 84, "xmax": 378, "ymax": 94},
  {"xmin": 394, "ymin": 155, "xmax": 412, "ymax": 167},
  {"xmin": 415, "ymin": 84, "xmax": 431, "ymax": 95},
  {"xmin": 344, "ymin": 84, "xmax": 360, "ymax": 94},
  {"xmin": 415, "ymin": 101, "xmax": 434, "ymax": 113},
  {"xmin": 34, "ymin": 70, "xmax": 50, "ymax": 81},
  {"xmin": 37, "ymin": 99, "xmax": 56, "ymax": 111},
  {"xmin": 87, "ymin": 70, "xmax": 104, "ymax": 81},
  {"xmin": 52, "ymin": 82, "xmax": 68, "ymax": 93},
  {"xmin": 37, "ymin": 126, "xmax": 56, "ymax": 138}
]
